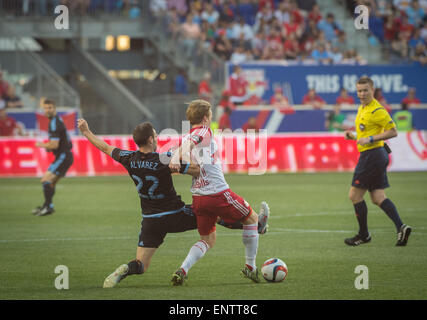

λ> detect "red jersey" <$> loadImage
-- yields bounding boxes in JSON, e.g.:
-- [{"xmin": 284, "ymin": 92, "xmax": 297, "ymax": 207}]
[
  {"xmin": 401, "ymin": 97, "xmax": 420, "ymax": 105},
  {"xmin": 0, "ymin": 116, "xmax": 18, "ymax": 136},
  {"xmin": 229, "ymin": 73, "xmax": 247, "ymax": 98},
  {"xmin": 198, "ymin": 80, "xmax": 212, "ymax": 97},
  {"xmin": 218, "ymin": 113, "xmax": 232, "ymax": 130},
  {"xmin": 336, "ymin": 96, "xmax": 355, "ymax": 105}
]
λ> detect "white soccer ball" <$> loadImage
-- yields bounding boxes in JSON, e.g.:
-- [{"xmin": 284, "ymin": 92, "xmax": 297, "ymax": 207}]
[{"xmin": 261, "ymin": 258, "xmax": 288, "ymax": 282}]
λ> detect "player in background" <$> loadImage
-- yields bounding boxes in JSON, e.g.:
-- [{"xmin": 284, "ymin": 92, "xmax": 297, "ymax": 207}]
[
  {"xmin": 32, "ymin": 99, "xmax": 73, "ymax": 216},
  {"xmin": 344, "ymin": 77, "xmax": 412, "ymax": 246},
  {"xmin": 169, "ymin": 99, "xmax": 270, "ymax": 285},
  {"xmin": 78, "ymin": 119, "xmax": 266, "ymax": 288}
]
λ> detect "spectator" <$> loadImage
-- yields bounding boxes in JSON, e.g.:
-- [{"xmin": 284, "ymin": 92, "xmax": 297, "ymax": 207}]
[
  {"xmin": 283, "ymin": 32, "xmax": 300, "ymax": 59},
  {"xmin": 311, "ymin": 43, "xmax": 332, "ymax": 64},
  {"xmin": 4, "ymin": 86, "xmax": 23, "ymax": 109},
  {"xmin": 308, "ymin": 4, "xmax": 322, "ymax": 24},
  {"xmin": 242, "ymin": 116, "xmax": 260, "ymax": 133},
  {"xmin": 274, "ymin": 1, "xmax": 291, "ymax": 25},
  {"xmin": 198, "ymin": 72, "xmax": 213, "ymax": 102},
  {"xmin": 180, "ymin": 14, "xmax": 201, "ymax": 58},
  {"xmin": 317, "ymin": 13, "xmax": 342, "ymax": 42},
  {"xmin": 201, "ymin": 2, "xmax": 220, "ymax": 25},
  {"xmin": 0, "ymin": 70, "xmax": 9, "ymax": 99},
  {"xmin": 336, "ymin": 88, "xmax": 355, "ymax": 106},
  {"xmin": 213, "ymin": 29, "xmax": 233, "ymax": 60},
  {"xmin": 401, "ymin": 88, "xmax": 421, "ymax": 106},
  {"xmin": 270, "ymin": 87, "xmax": 294, "ymax": 114},
  {"xmin": 228, "ymin": 65, "xmax": 249, "ymax": 105},
  {"xmin": 0, "ymin": 101, "xmax": 24, "ymax": 136},
  {"xmin": 231, "ymin": 45, "xmax": 248, "ymax": 64},
  {"xmin": 411, "ymin": 42, "xmax": 427, "ymax": 64},
  {"xmin": 168, "ymin": 0, "xmax": 188, "ymax": 18},
  {"xmin": 302, "ymin": 88, "xmax": 326, "ymax": 109},
  {"xmin": 374, "ymin": 88, "xmax": 392, "ymax": 113},
  {"xmin": 270, "ymin": 87, "xmax": 290, "ymax": 106},
  {"xmin": 231, "ymin": 17, "xmax": 254, "ymax": 42},
  {"xmin": 325, "ymin": 104, "xmax": 348, "ymax": 132},
  {"xmin": 218, "ymin": 106, "xmax": 233, "ymax": 131},
  {"xmin": 329, "ymin": 46, "xmax": 344, "ymax": 64},
  {"xmin": 173, "ymin": 69, "xmax": 188, "ymax": 95},
  {"xmin": 393, "ymin": 103, "xmax": 414, "ymax": 131},
  {"xmin": 406, "ymin": 0, "xmax": 425, "ymax": 26}
]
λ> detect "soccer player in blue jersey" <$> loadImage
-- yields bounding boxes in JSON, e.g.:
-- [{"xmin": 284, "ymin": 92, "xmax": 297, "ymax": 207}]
[{"xmin": 32, "ymin": 100, "xmax": 73, "ymax": 216}]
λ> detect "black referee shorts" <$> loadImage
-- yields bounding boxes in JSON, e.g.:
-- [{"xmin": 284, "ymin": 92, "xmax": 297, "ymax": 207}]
[
  {"xmin": 48, "ymin": 151, "xmax": 74, "ymax": 177},
  {"xmin": 138, "ymin": 205, "xmax": 197, "ymax": 248},
  {"xmin": 351, "ymin": 147, "xmax": 390, "ymax": 192}
]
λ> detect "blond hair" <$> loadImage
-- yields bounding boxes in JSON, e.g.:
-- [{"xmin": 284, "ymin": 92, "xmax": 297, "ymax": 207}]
[{"xmin": 186, "ymin": 99, "xmax": 212, "ymax": 125}]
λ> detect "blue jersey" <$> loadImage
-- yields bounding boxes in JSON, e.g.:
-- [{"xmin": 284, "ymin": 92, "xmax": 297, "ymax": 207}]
[
  {"xmin": 48, "ymin": 115, "xmax": 72, "ymax": 156},
  {"xmin": 111, "ymin": 148, "xmax": 185, "ymax": 216}
]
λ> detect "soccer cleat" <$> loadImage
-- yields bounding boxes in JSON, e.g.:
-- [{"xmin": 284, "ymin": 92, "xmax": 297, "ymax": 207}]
[
  {"xmin": 37, "ymin": 205, "xmax": 55, "ymax": 216},
  {"xmin": 171, "ymin": 268, "xmax": 187, "ymax": 286},
  {"xmin": 31, "ymin": 206, "xmax": 43, "ymax": 215},
  {"xmin": 396, "ymin": 224, "xmax": 412, "ymax": 246},
  {"xmin": 241, "ymin": 265, "xmax": 261, "ymax": 283},
  {"xmin": 258, "ymin": 201, "xmax": 270, "ymax": 234},
  {"xmin": 344, "ymin": 233, "xmax": 371, "ymax": 246},
  {"xmin": 103, "ymin": 264, "xmax": 129, "ymax": 288}
]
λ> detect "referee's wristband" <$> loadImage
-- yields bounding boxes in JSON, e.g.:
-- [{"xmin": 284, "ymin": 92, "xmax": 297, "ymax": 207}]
[
  {"xmin": 179, "ymin": 162, "xmax": 190, "ymax": 174},
  {"xmin": 369, "ymin": 136, "xmax": 374, "ymax": 143}
]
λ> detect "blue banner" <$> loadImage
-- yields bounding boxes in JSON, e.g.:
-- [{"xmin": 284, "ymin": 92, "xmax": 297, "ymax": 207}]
[{"xmin": 227, "ymin": 63, "xmax": 427, "ymax": 104}]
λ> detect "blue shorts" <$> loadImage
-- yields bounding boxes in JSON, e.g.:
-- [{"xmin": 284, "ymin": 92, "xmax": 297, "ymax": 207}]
[
  {"xmin": 352, "ymin": 147, "xmax": 390, "ymax": 191},
  {"xmin": 48, "ymin": 151, "xmax": 74, "ymax": 177}
]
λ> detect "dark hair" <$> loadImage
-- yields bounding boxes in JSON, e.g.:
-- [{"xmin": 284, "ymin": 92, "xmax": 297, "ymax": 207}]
[
  {"xmin": 357, "ymin": 76, "xmax": 374, "ymax": 88},
  {"xmin": 43, "ymin": 99, "xmax": 56, "ymax": 106},
  {"xmin": 133, "ymin": 122, "xmax": 155, "ymax": 147}
]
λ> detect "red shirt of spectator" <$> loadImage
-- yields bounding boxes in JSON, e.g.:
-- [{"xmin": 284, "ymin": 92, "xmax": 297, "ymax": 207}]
[
  {"xmin": 229, "ymin": 66, "xmax": 248, "ymax": 98},
  {"xmin": 336, "ymin": 89, "xmax": 355, "ymax": 105},
  {"xmin": 218, "ymin": 107, "xmax": 232, "ymax": 130},
  {"xmin": 0, "ymin": 108, "xmax": 19, "ymax": 136},
  {"xmin": 308, "ymin": 4, "xmax": 322, "ymax": 24},
  {"xmin": 401, "ymin": 88, "xmax": 421, "ymax": 105},
  {"xmin": 198, "ymin": 72, "xmax": 212, "ymax": 102},
  {"xmin": 302, "ymin": 89, "xmax": 326, "ymax": 109},
  {"xmin": 0, "ymin": 71, "xmax": 9, "ymax": 99},
  {"xmin": 242, "ymin": 117, "xmax": 260, "ymax": 132},
  {"xmin": 258, "ymin": 0, "xmax": 275, "ymax": 10}
]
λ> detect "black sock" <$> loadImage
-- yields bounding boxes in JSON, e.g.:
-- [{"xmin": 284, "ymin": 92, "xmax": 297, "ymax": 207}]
[
  {"xmin": 217, "ymin": 219, "xmax": 243, "ymax": 230},
  {"xmin": 380, "ymin": 199, "xmax": 403, "ymax": 232},
  {"xmin": 354, "ymin": 200, "xmax": 368, "ymax": 236},
  {"xmin": 43, "ymin": 182, "xmax": 55, "ymax": 208},
  {"xmin": 127, "ymin": 259, "xmax": 144, "ymax": 275}
]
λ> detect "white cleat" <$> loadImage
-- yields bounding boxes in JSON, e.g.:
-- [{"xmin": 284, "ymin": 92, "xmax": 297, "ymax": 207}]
[
  {"xmin": 103, "ymin": 264, "xmax": 129, "ymax": 288},
  {"xmin": 258, "ymin": 201, "xmax": 270, "ymax": 234}
]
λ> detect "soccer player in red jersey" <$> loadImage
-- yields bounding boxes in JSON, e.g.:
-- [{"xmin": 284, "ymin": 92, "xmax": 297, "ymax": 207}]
[{"xmin": 169, "ymin": 99, "xmax": 270, "ymax": 285}]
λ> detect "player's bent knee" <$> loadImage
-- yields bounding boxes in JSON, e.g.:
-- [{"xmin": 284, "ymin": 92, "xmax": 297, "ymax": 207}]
[{"xmin": 243, "ymin": 211, "xmax": 258, "ymax": 225}]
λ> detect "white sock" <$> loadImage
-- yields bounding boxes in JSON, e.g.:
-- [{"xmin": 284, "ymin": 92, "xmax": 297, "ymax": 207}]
[
  {"xmin": 242, "ymin": 223, "xmax": 259, "ymax": 270},
  {"xmin": 180, "ymin": 240, "xmax": 210, "ymax": 274}
]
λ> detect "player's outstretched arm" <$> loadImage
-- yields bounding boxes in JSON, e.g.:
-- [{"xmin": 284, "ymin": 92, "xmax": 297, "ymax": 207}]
[{"xmin": 78, "ymin": 118, "xmax": 115, "ymax": 156}]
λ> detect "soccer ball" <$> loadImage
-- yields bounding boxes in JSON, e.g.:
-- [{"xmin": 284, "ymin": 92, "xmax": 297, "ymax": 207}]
[{"xmin": 261, "ymin": 258, "xmax": 288, "ymax": 282}]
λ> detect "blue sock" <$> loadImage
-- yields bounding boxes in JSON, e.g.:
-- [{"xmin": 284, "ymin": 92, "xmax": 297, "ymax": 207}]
[
  {"xmin": 354, "ymin": 200, "xmax": 368, "ymax": 236},
  {"xmin": 380, "ymin": 199, "xmax": 403, "ymax": 232}
]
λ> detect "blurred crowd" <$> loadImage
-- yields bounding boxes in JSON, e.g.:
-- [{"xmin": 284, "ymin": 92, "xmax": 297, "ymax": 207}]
[
  {"xmin": 346, "ymin": 0, "xmax": 427, "ymax": 65},
  {"xmin": 152, "ymin": 0, "xmax": 367, "ymax": 64},
  {"xmin": 0, "ymin": 0, "xmax": 141, "ymax": 17}
]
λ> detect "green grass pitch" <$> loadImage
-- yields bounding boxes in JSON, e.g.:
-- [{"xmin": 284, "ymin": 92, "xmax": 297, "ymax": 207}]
[{"xmin": 0, "ymin": 172, "xmax": 426, "ymax": 300}]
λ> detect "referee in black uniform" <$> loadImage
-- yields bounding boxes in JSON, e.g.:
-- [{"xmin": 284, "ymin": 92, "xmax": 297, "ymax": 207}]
[{"xmin": 32, "ymin": 99, "xmax": 73, "ymax": 216}]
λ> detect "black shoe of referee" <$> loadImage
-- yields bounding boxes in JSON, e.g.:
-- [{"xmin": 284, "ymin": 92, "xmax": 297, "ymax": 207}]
[
  {"xmin": 396, "ymin": 224, "xmax": 412, "ymax": 246},
  {"xmin": 344, "ymin": 233, "xmax": 371, "ymax": 246}
]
